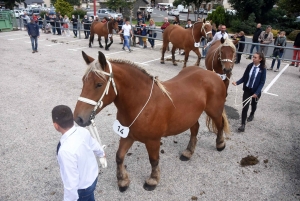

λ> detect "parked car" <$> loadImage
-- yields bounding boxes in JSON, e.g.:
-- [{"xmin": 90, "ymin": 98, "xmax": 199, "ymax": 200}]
[
  {"xmin": 146, "ymin": 7, "xmax": 153, "ymax": 13},
  {"xmin": 13, "ymin": 10, "xmax": 24, "ymax": 18},
  {"xmin": 32, "ymin": 8, "xmax": 41, "ymax": 16},
  {"xmin": 168, "ymin": 9, "xmax": 179, "ymax": 16},
  {"xmin": 87, "ymin": 9, "xmax": 123, "ymax": 20},
  {"xmin": 194, "ymin": 8, "xmax": 204, "ymax": 14},
  {"xmin": 207, "ymin": 9, "xmax": 215, "ymax": 15},
  {"xmin": 203, "ymin": 9, "xmax": 208, "ymax": 14}
]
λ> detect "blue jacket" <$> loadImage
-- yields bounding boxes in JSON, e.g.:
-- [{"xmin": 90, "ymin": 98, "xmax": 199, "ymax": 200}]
[
  {"xmin": 236, "ymin": 62, "xmax": 266, "ymax": 95},
  {"xmin": 27, "ymin": 22, "xmax": 40, "ymax": 37}
]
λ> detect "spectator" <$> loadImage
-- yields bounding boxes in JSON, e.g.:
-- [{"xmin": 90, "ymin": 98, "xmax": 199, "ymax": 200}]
[
  {"xmin": 205, "ymin": 25, "xmax": 228, "ymax": 48},
  {"xmin": 27, "ymin": 17, "xmax": 40, "ymax": 53},
  {"xmin": 62, "ymin": 15, "xmax": 70, "ymax": 37},
  {"xmin": 94, "ymin": 15, "xmax": 100, "ymax": 22},
  {"xmin": 258, "ymin": 25, "xmax": 273, "ymax": 55},
  {"xmin": 37, "ymin": 14, "xmax": 43, "ymax": 30},
  {"xmin": 247, "ymin": 23, "xmax": 262, "ymax": 59},
  {"xmin": 137, "ymin": 14, "xmax": 144, "ymax": 24},
  {"xmin": 70, "ymin": 15, "xmax": 78, "ymax": 38},
  {"xmin": 136, "ymin": 21, "xmax": 143, "ymax": 47},
  {"xmin": 136, "ymin": 9, "xmax": 142, "ymax": 19},
  {"xmin": 148, "ymin": 18, "xmax": 156, "ymax": 49},
  {"xmin": 147, "ymin": 12, "xmax": 151, "ymax": 22},
  {"xmin": 23, "ymin": 12, "xmax": 30, "ymax": 30},
  {"xmin": 234, "ymin": 31, "xmax": 246, "ymax": 64},
  {"xmin": 52, "ymin": 105, "xmax": 105, "ymax": 201},
  {"xmin": 161, "ymin": 17, "xmax": 170, "ymax": 33},
  {"xmin": 211, "ymin": 23, "xmax": 217, "ymax": 36},
  {"xmin": 119, "ymin": 18, "xmax": 133, "ymax": 52},
  {"xmin": 181, "ymin": 19, "xmax": 193, "ymax": 55},
  {"xmin": 82, "ymin": 15, "xmax": 90, "ymax": 39},
  {"xmin": 55, "ymin": 14, "xmax": 62, "ymax": 35},
  {"xmin": 290, "ymin": 32, "xmax": 300, "ymax": 67},
  {"xmin": 116, "ymin": 16, "xmax": 124, "ymax": 44},
  {"xmin": 269, "ymin": 31, "xmax": 287, "ymax": 71},
  {"xmin": 140, "ymin": 23, "xmax": 148, "ymax": 48},
  {"xmin": 232, "ymin": 52, "xmax": 267, "ymax": 132},
  {"xmin": 173, "ymin": 15, "xmax": 180, "ymax": 25},
  {"xmin": 50, "ymin": 14, "xmax": 56, "ymax": 35}
]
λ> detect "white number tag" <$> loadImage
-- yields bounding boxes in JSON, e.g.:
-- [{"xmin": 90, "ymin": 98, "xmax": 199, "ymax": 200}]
[
  {"xmin": 113, "ymin": 120, "xmax": 129, "ymax": 138},
  {"xmin": 194, "ymin": 42, "xmax": 200, "ymax": 47},
  {"xmin": 108, "ymin": 34, "xmax": 112, "ymax": 37}
]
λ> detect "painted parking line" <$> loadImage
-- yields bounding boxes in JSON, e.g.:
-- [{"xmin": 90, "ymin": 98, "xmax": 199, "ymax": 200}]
[{"xmin": 263, "ymin": 63, "xmax": 289, "ymax": 96}]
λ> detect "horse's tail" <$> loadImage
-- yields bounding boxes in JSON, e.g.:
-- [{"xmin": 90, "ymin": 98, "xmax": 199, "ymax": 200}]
[
  {"xmin": 206, "ymin": 108, "xmax": 230, "ymax": 135},
  {"xmin": 90, "ymin": 34, "xmax": 94, "ymax": 44}
]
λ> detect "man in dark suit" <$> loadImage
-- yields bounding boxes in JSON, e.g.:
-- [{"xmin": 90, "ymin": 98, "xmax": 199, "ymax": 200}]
[{"xmin": 232, "ymin": 52, "xmax": 267, "ymax": 132}]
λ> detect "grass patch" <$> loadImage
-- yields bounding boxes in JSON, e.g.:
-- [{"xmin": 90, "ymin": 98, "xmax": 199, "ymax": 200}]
[{"xmin": 130, "ymin": 20, "xmax": 164, "ymax": 27}]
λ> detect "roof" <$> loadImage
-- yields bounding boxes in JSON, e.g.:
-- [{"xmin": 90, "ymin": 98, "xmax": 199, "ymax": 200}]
[{"xmin": 25, "ymin": 0, "xmax": 44, "ymax": 4}]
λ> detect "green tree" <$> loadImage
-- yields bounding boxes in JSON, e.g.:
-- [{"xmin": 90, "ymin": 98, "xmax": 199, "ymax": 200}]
[
  {"xmin": 51, "ymin": 0, "xmax": 80, "ymax": 6},
  {"xmin": 3, "ymin": 0, "xmax": 25, "ymax": 9},
  {"xmin": 228, "ymin": 0, "xmax": 278, "ymax": 22},
  {"xmin": 54, "ymin": 0, "xmax": 74, "ymax": 16},
  {"xmin": 277, "ymin": 0, "xmax": 300, "ymax": 17},
  {"xmin": 106, "ymin": 0, "xmax": 130, "ymax": 11},
  {"xmin": 207, "ymin": 6, "xmax": 226, "ymax": 26}
]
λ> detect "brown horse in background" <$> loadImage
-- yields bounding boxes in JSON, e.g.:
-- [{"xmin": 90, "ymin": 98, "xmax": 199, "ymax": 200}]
[
  {"xmin": 205, "ymin": 37, "xmax": 237, "ymax": 92},
  {"xmin": 74, "ymin": 51, "xmax": 230, "ymax": 192},
  {"xmin": 89, "ymin": 19, "xmax": 119, "ymax": 50},
  {"xmin": 161, "ymin": 20, "xmax": 213, "ymax": 68}
]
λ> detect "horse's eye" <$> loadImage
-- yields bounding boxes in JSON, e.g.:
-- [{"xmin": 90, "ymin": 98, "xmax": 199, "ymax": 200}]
[{"xmin": 96, "ymin": 83, "xmax": 103, "ymax": 88}]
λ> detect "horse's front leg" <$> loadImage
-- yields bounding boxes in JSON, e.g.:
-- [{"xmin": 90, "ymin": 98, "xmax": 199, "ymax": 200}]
[
  {"xmin": 104, "ymin": 37, "xmax": 109, "ymax": 50},
  {"xmin": 116, "ymin": 137, "xmax": 134, "ymax": 192},
  {"xmin": 143, "ymin": 139, "xmax": 161, "ymax": 191},
  {"xmin": 180, "ymin": 121, "xmax": 200, "ymax": 161},
  {"xmin": 98, "ymin": 36, "xmax": 103, "ymax": 48},
  {"xmin": 193, "ymin": 48, "xmax": 202, "ymax": 66},
  {"xmin": 171, "ymin": 46, "xmax": 177, "ymax": 66},
  {"xmin": 106, "ymin": 36, "xmax": 113, "ymax": 50},
  {"xmin": 183, "ymin": 50, "xmax": 190, "ymax": 68}
]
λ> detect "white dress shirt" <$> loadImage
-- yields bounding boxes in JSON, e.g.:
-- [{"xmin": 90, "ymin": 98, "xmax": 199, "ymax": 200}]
[
  {"xmin": 57, "ymin": 126, "xmax": 105, "ymax": 201},
  {"xmin": 206, "ymin": 31, "xmax": 229, "ymax": 47},
  {"xmin": 246, "ymin": 64, "xmax": 260, "ymax": 88},
  {"xmin": 122, "ymin": 24, "xmax": 132, "ymax": 36}
]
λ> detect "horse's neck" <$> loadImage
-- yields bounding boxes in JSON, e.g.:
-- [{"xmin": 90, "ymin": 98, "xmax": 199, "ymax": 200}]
[{"xmin": 192, "ymin": 23, "xmax": 203, "ymax": 41}]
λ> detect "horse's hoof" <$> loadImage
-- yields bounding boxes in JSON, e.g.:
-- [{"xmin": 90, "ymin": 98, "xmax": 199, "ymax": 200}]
[
  {"xmin": 173, "ymin": 63, "xmax": 178, "ymax": 66},
  {"xmin": 100, "ymin": 46, "xmax": 103, "ymax": 48},
  {"xmin": 217, "ymin": 145, "xmax": 226, "ymax": 152},
  {"xmin": 143, "ymin": 182, "xmax": 156, "ymax": 191},
  {"xmin": 119, "ymin": 186, "xmax": 129, "ymax": 192},
  {"xmin": 180, "ymin": 155, "xmax": 190, "ymax": 161},
  {"xmin": 161, "ymin": 61, "xmax": 165, "ymax": 64}
]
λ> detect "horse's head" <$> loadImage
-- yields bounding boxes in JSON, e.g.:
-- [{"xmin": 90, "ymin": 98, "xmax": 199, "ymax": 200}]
[
  {"xmin": 110, "ymin": 19, "xmax": 120, "ymax": 33},
  {"xmin": 74, "ymin": 51, "xmax": 118, "ymax": 127},
  {"xmin": 201, "ymin": 19, "xmax": 213, "ymax": 42},
  {"xmin": 219, "ymin": 38, "xmax": 236, "ymax": 74}
]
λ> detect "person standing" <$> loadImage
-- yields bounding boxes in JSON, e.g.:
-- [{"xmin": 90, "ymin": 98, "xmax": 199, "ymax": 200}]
[
  {"xmin": 55, "ymin": 14, "xmax": 62, "ymax": 35},
  {"xmin": 71, "ymin": 15, "xmax": 78, "ymax": 38},
  {"xmin": 148, "ymin": 18, "xmax": 156, "ymax": 49},
  {"xmin": 116, "ymin": 16, "xmax": 124, "ymax": 44},
  {"xmin": 27, "ymin": 18, "xmax": 40, "ymax": 53},
  {"xmin": 23, "ymin": 12, "xmax": 30, "ymax": 30},
  {"xmin": 234, "ymin": 31, "xmax": 246, "ymax": 64},
  {"xmin": 49, "ymin": 14, "xmax": 56, "ymax": 35},
  {"xmin": 160, "ymin": 17, "xmax": 170, "ymax": 33},
  {"xmin": 232, "ymin": 52, "xmax": 266, "ymax": 132},
  {"xmin": 62, "ymin": 15, "xmax": 70, "ymax": 37},
  {"xmin": 205, "ymin": 25, "xmax": 229, "ymax": 48},
  {"xmin": 258, "ymin": 25, "xmax": 273, "ymax": 55},
  {"xmin": 290, "ymin": 32, "xmax": 300, "ymax": 67},
  {"xmin": 52, "ymin": 105, "xmax": 105, "ymax": 201},
  {"xmin": 269, "ymin": 31, "xmax": 287, "ymax": 72},
  {"xmin": 247, "ymin": 23, "xmax": 262, "ymax": 59},
  {"xmin": 181, "ymin": 19, "xmax": 192, "ymax": 55},
  {"xmin": 81, "ymin": 15, "xmax": 89, "ymax": 39},
  {"xmin": 119, "ymin": 19, "xmax": 133, "ymax": 52},
  {"xmin": 140, "ymin": 22, "xmax": 148, "ymax": 48},
  {"xmin": 173, "ymin": 15, "xmax": 180, "ymax": 25}
]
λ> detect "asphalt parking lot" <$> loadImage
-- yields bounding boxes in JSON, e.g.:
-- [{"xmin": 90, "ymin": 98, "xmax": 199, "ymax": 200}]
[{"xmin": 0, "ymin": 30, "xmax": 299, "ymax": 201}]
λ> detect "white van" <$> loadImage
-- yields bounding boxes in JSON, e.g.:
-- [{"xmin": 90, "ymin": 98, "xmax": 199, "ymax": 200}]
[{"xmin": 147, "ymin": 7, "xmax": 153, "ymax": 13}]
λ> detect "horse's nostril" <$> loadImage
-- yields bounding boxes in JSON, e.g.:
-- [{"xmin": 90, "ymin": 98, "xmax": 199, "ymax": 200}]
[{"xmin": 76, "ymin": 117, "xmax": 84, "ymax": 126}]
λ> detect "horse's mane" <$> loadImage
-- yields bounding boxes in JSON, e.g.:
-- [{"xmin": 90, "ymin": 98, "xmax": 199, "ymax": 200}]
[
  {"xmin": 221, "ymin": 38, "xmax": 236, "ymax": 52},
  {"xmin": 84, "ymin": 58, "xmax": 173, "ymax": 102}
]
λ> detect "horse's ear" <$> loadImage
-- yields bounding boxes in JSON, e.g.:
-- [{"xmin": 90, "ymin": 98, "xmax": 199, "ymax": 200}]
[
  {"xmin": 203, "ymin": 18, "xmax": 206, "ymax": 23},
  {"xmin": 98, "ymin": 51, "xmax": 107, "ymax": 71},
  {"xmin": 82, "ymin": 51, "xmax": 94, "ymax": 64},
  {"xmin": 221, "ymin": 37, "xmax": 225, "ymax": 44}
]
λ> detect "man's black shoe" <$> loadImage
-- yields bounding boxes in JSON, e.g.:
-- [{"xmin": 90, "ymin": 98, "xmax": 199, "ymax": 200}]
[
  {"xmin": 238, "ymin": 124, "xmax": 245, "ymax": 132},
  {"xmin": 247, "ymin": 114, "xmax": 254, "ymax": 122}
]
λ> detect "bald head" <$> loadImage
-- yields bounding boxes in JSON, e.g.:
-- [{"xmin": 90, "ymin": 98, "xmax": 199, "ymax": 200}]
[{"xmin": 257, "ymin": 23, "xmax": 261, "ymax": 28}]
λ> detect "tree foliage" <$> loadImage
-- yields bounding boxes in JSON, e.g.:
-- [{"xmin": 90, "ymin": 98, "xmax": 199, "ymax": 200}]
[
  {"xmin": 3, "ymin": 0, "xmax": 25, "ymax": 9},
  {"xmin": 277, "ymin": 0, "xmax": 300, "ymax": 17},
  {"xmin": 228, "ymin": 0, "xmax": 278, "ymax": 22},
  {"xmin": 51, "ymin": 0, "xmax": 80, "ymax": 6},
  {"xmin": 206, "ymin": 6, "xmax": 226, "ymax": 26},
  {"xmin": 54, "ymin": 0, "xmax": 74, "ymax": 16},
  {"xmin": 230, "ymin": 13, "xmax": 257, "ymax": 34},
  {"xmin": 106, "ymin": 0, "xmax": 132, "ymax": 11}
]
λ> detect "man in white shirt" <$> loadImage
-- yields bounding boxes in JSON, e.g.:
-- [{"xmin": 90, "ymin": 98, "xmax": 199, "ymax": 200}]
[
  {"xmin": 205, "ymin": 25, "xmax": 229, "ymax": 48},
  {"xmin": 52, "ymin": 105, "xmax": 105, "ymax": 201},
  {"xmin": 119, "ymin": 19, "xmax": 133, "ymax": 52}
]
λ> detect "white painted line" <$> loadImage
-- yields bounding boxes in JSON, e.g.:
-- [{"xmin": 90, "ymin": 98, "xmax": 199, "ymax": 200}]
[
  {"xmin": 263, "ymin": 92, "xmax": 278, "ymax": 96},
  {"xmin": 141, "ymin": 54, "xmax": 174, "ymax": 64},
  {"xmin": 7, "ymin": 37, "xmax": 29, "ymax": 40},
  {"xmin": 135, "ymin": 62, "xmax": 149, "ymax": 66},
  {"xmin": 263, "ymin": 64, "xmax": 289, "ymax": 95},
  {"xmin": 68, "ymin": 47, "xmax": 89, "ymax": 51}
]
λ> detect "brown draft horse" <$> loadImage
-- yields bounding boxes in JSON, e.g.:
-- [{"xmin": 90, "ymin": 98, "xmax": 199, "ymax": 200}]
[
  {"xmin": 74, "ymin": 51, "xmax": 230, "ymax": 192},
  {"xmin": 160, "ymin": 20, "xmax": 213, "ymax": 68},
  {"xmin": 205, "ymin": 37, "xmax": 237, "ymax": 92},
  {"xmin": 89, "ymin": 19, "xmax": 119, "ymax": 50}
]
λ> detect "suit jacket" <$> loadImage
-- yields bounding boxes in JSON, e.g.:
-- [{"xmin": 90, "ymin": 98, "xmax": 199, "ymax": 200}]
[{"xmin": 236, "ymin": 62, "xmax": 266, "ymax": 95}]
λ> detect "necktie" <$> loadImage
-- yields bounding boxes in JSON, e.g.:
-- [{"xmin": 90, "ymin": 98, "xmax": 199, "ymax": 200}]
[
  {"xmin": 56, "ymin": 141, "xmax": 61, "ymax": 155},
  {"xmin": 248, "ymin": 67, "xmax": 257, "ymax": 88}
]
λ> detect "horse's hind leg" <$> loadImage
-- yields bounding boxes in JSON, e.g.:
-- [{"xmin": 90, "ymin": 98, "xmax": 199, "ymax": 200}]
[
  {"xmin": 98, "ymin": 36, "xmax": 103, "ymax": 48},
  {"xmin": 116, "ymin": 137, "xmax": 134, "ymax": 192},
  {"xmin": 144, "ymin": 140, "xmax": 161, "ymax": 191},
  {"xmin": 171, "ymin": 46, "xmax": 177, "ymax": 66},
  {"xmin": 106, "ymin": 37, "xmax": 113, "ymax": 50},
  {"xmin": 183, "ymin": 51, "xmax": 190, "ymax": 68},
  {"xmin": 193, "ymin": 48, "xmax": 202, "ymax": 66},
  {"xmin": 160, "ymin": 43, "xmax": 167, "ymax": 64},
  {"xmin": 180, "ymin": 121, "xmax": 200, "ymax": 161},
  {"xmin": 104, "ymin": 37, "xmax": 109, "ymax": 50}
]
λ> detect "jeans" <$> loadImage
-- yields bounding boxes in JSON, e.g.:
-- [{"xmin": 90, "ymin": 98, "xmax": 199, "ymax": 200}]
[
  {"xmin": 271, "ymin": 51, "xmax": 283, "ymax": 69},
  {"xmin": 248, "ymin": 42, "xmax": 260, "ymax": 58},
  {"xmin": 241, "ymin": 87, "xmax": 261, "ymax": 125},
  {"xmin": 30, "ymin": 36, "xmax": 38, "ymax": 51},
  {"xmin": 73, "ymin": 25, "xmax": 77, "ymax": 37},
  {"xmin": 148, "ymin": 34, "xmax": 155, "ymax": 48},
  {"xmin": 52, "ymin": 27, "xmax": 56, "ymax": 34},
  {"xmin": 124, "ymin": 35, "xmax": 131, "ymax": 50},
  {"xmin": 77, "ymin": 177, "xmax": 97, "ymax": 201},
  {"xmin": 201, "ymin": 40, "xmax": 207, "ymax": 57}
]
